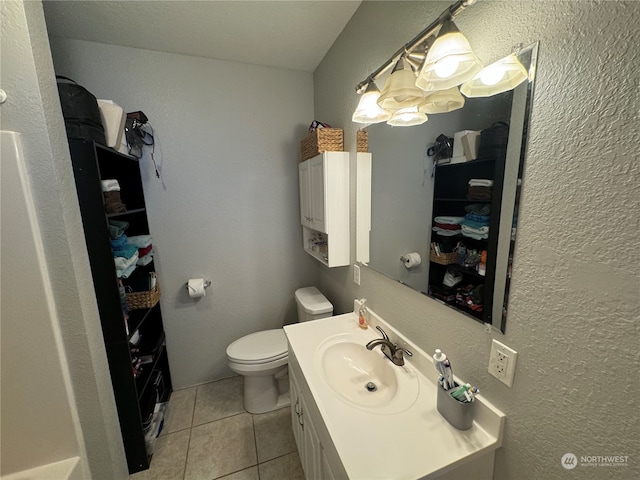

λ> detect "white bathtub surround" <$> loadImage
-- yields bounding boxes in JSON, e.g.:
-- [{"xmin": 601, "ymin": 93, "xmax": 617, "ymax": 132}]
[{"xmin": 284, "ymin": 301, "xmax": 505, "ymax": 480}]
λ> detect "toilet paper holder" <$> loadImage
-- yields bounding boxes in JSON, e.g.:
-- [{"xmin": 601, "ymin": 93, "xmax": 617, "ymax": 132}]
[{"xmin": 184, "ymin": 279, "xmax": 211, "ymax": 290}]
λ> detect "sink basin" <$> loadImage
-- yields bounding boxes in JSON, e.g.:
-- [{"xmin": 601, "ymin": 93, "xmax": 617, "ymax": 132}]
[{"xmin": 314, "ymin": 334, "xmax": 419, "ymax": 414}]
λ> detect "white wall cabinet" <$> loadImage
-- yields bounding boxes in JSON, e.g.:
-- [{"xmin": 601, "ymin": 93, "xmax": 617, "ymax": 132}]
[
  {"xmin": 289, "ymin": 352, "xmax": 346, "ymax": 480},
  {"xmin": 298, "ymin": 152, "xmax": 349, "ymax": 267}
]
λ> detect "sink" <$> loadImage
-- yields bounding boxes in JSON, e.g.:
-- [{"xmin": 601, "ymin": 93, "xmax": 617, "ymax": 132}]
[{"xmin": 314, "ymin": 333, "xmax": 419, "ymax": 414}]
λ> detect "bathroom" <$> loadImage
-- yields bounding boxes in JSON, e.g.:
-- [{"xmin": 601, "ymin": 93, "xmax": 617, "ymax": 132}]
[{"xmin": 1, "ymin": 1, "xmax": 638, "ymax": 479}]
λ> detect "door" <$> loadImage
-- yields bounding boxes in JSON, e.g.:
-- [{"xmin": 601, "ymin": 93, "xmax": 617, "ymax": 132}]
[{"xmin": 308, "ymin": 155, "xmax": 326, "ymax": 233}]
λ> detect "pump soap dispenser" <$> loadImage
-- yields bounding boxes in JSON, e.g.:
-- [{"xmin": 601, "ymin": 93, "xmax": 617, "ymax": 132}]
[{"xmin": 358, "ymin": 299, "xmax": 369, "ymax": 329}]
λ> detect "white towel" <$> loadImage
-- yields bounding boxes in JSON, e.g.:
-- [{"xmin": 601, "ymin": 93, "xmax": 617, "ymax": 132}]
[
  {"xmin": 432, "ymin": 227, "xmax": 461, "ymax": 236},
  {"xmin": 127, "ymin": 235, "xmax": 152, "ymax": 248},
  {"xmin": 468, "ymin": 179, "xmax": 493, "ymax": 187},
  {"xmin": 136, "ymin": 253, "xmax": 154, "ymax": 266},
  {"xmin": 114, "ymin": 252, "xmax": 139, "ymax": 271},
  {"xmin": 101, "ymin": 179, "xmax": 121, "ymax": 192},
  {"xmin": 434, "ymin": 216, "xmax": 464, "ymax": 225}
]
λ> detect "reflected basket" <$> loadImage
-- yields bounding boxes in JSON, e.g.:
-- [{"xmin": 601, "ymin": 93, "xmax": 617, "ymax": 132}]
[
  {"xmin": 429, "ymin": 248, "xmax": 458, "ymax": 265},
  {"xmin": 126, "ymin": 281, "xmax": 161, "ymax": 310}
]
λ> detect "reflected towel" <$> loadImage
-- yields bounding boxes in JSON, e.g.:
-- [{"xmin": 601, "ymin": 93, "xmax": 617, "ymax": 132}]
[
  {"xmin": 117, "ymin": 262, "xmax": 137, "ymax": 279},
  {"xmin": 108, "ymin": 220, "xmax": 129, "ymax": 239},
  {"xmin": 468, "ymin": 179, "xmax": 493, "ymax": 187},
  {"xmin": 434, "ymin": 216, "xmax": 464, "ymax": 225},
  {"xmin": 114, "ymin": 252, "xmax": 138, "ymax": 271},
  {"xmin": 101, "ymin": 179, "xmax": 120, "ymax": 192},
  {"xmin": 127, "ymin": 235, "xmax": 152, "ymax": 248},
  {"xmin": 433, "ymin": 227, "xmax": 461, "ymax": 236},
  {"xmin": 112, "ymin": 243, "xmax": 138, "ymax": 259},
  {"xmin": 136, "ymin": 253, "xmax": 154, "ymax": 266}
]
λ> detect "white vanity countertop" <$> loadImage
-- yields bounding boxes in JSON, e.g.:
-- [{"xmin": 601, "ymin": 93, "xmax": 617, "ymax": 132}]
[{"xmin": 284, "ymin": 308, "xmax": 505, "ymax": 480}]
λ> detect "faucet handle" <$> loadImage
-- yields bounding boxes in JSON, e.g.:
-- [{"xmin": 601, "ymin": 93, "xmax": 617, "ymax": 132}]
[
  {"xmin": 396, "ymin": 346, "xmax": 413, "ymax": 357},
  {"xmin": 375, "ymin": 325, "xmax": 389, "ymax": 340}
]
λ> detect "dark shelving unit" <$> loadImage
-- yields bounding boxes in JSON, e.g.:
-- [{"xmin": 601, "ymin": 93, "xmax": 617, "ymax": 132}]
[
  {"xmin": 68, "ymin": 139, "xmax": 172, "ymax": 474},
  {"xmin": 428, "ymin": 153, "xmax": 507, "ymax": 325}
]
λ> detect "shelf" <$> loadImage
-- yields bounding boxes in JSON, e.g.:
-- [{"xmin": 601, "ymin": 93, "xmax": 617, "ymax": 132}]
[
  {"xmin": 136, "ymin": 332, "xmax": 166, "ymax": 401},
  {"xmin": 127, "ymin": 305, "xmax": 157, "ymax": 340},
  {"xmin": 430, "ymin": 261, "xmax": 486, "ymax": 280},
  {"xmin": 435, "ymin": 157, "xmax": 497, "ymax": 168},
  {"xmin": 107, "ymin": 208, "xmax": 146, "ymax": 218},
  {"xmin": 434, "ymin": 198, "xmax": 492, "ymax": 203}
]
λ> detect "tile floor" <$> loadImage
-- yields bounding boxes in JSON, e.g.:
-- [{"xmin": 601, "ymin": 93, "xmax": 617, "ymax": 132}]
[{"xmin": 130, "ymin": 376, "xmax": 304, "ymax": 480}]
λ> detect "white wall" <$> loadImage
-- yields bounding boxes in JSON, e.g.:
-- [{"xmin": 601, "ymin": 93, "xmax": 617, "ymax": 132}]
[
  {"xmin": 48, "ymin": 38, "xmax": 318, "ymax": 388},
  {"xmin": 0, "ymin": 1, "xmax": 127, "ymax": 478},
  {"xmin": 314, "ymin": 2, "xmax": 639, "ymax": 479}
]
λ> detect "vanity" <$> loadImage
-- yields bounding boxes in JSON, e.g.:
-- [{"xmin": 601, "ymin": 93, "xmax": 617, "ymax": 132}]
[{"xmin": 284, "ymin": 302, "xmax": 505, "ymax": 480}]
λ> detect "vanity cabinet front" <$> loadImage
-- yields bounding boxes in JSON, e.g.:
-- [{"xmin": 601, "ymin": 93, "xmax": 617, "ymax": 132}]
[
  {"xmin": 289, "ymin": 351, "xmax": 346, "ymax": 480},
  {"xmin": 298, "ymin": 151, "xmax": 349, "ymax": 267}
]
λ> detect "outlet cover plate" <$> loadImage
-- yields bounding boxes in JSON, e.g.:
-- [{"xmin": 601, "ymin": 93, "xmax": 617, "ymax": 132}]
[
  {"xmin": 353, "ymin": 264, "xmax": 361, "ymax": 285},
  {"xmin": 489, "ymin": 339, "xmax": 518, "ymax": 387}
]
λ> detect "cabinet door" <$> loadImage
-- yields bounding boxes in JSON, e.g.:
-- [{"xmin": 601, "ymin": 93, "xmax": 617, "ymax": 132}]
[
  {"xmin": 308, "ymin": 156, "xmax": 326, "ymax": 233},
  {"xmin": 290, "ymin": 368, "xmax": 304, "ymax": 455},
  {"xmin": 299, "ymin": 160, "xmax": 311, "ymax": 226},
  {"xmin": 300, "ymin": 393, "xmax": 323, "ymax": 480}
]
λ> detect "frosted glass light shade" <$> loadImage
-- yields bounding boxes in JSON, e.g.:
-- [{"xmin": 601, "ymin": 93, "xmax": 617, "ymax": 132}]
[
  {"xmin": 460, "ymin": 53, "xmax": 529, "ymax": 97},
  {"xmin": 352, "ymin": 82, "xmax": 391, "ymax": 124},
  {"xmin": 387, "ymin": 106, "xmax": 428, "ymax": 127},
  {"xmin": 377, "ymin": 58, "xmax": 425, "ymax": 112},
  {"xmin": 419, "ymin": 87, "xmax": 465, "ymax": 114},
  {"xmin": 415, "ymin": 20, "xmax": 482, "ymax": 92}
]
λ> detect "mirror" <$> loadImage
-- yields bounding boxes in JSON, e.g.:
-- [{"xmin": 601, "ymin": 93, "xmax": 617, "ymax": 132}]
[{"xmin": 364, "ymin": 42, "xmax": 538, "ymax": 333}]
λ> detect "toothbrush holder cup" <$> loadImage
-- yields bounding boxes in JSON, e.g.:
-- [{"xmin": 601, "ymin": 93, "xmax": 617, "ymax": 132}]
[{"xmin": 436, "ymin": 383, "xmax": 475, "ymax": 430}]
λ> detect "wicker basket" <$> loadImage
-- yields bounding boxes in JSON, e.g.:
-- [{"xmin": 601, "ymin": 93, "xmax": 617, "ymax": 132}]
[
  {"xmin": 430, "ymin": 249, "xmax": 458, "ymax": 265},
  {"xmin": 300, "ymin": 128, "xmax": 343, "ymax": 161},
  {"xmin": 126, "ymin": 281, "xmax": 161, "ymax": 310},
  {"xmin": 357, "ymin": 130, "xmax": 368, "ymax": 152}
]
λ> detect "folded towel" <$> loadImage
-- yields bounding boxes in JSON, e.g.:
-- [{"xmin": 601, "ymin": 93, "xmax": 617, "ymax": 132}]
[
  {"xmin": 101, "ymin": 179, "xmax": 121, "ymax": 192},
  {"xmin": 136, "ymin": 253, "xmax": 154, "ymax": 266},
  {"xmin": 465, "ymin": 213, "xmax": 490, "ymax": 223},
  {"xmin": 110, "ymin": 235, "xmax": 128, "ymax": 249},
  {"xmin": 112, "ymin": 243, "xmax": 138, "ymax": 259},
  {"xmin": 434, "ymin": 216, "xmax": 464, "ymax": 225},
  {"xmin": 462, "ymin": 218, "xmax": 489, "ymax": 229},
  {"xmin": 108, "ymin": 220, "xmax": 129, "ymax": 239},
  {"xmin": 114, "ymin": 252, "xmax": 139, "ymax": 271},
  {"xmin": 461, "ymin": 230, "xmax": 488, "ymax": 240},
  {"xmin": 138, "ymin": 244, "xmax": 153, "ymax": 257},
  {"xmin": 117, "ymin": 262, "xmax": 137, "ymax": 279},
  {"xmin": 461, "ymin": 224, "xmax": 489, "ymax": 235},
  {"xmin": 464, "ymin": 203, "xmax": 491, "ymax": 215},
  {"xmin": 432, "ymin": 227, "xmax": 461, "ymax": 236},
  {"xmin": 468, "ymin": 179, "xmax": 493, "ymax": 187},
  {"xmin": 434, "ymin": 222, "xmax": 461, "ymax": 231},
  {"xmin": 127, "ymin": 235, "xmax": 152, "ymax": 248},
  {"xmin": 104, "ymin": 191, "xmax": 127, "ymax": 213}
]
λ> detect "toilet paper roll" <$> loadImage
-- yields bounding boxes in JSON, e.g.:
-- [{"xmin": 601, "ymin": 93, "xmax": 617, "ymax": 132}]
[
  {"xmin": 402, "ymin": 252, "xmax": 422, "ymax": 269},
  {"xmin": 188, "ymin": 278, "xmax": 207, "ymax": 298}
]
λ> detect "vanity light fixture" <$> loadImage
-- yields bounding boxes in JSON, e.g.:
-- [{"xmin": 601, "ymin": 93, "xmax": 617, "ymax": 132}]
[
  {"xmin": 352, "ymin": 0, "xmax": 480, "ymax": 126},
  {"xmin": 460, "ymin": 53, "xmax": 529, "ymax": 97},
  {"xmin": 387, "ymin": 106, "xmax": 428, "ymax": 127},
  {"xmin": 414, "ymin": 19, "xmax": 482, "ymax": 91},
  {"xmin": 419, "ymin": 86, "xmax": 466, "ymax": 114},
  {"xmin": 377, "ymin": 57, "xmax": 426, "ymax": 113},
  {"xmin": 352, "ymin": 81, "xmax": 391, "ymax": 124}
]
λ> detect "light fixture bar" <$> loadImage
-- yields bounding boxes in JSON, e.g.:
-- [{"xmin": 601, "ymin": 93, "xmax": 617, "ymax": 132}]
[{"xmin": 355, "ymin": 0, "xmax": 478, "ymax": 93}]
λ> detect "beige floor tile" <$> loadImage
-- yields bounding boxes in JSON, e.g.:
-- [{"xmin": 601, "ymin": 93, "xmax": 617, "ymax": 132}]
[
  {"xmin": 143, "ymin": 429, "xmax": 191, "ymax": 480},
  {"xmin": 253, "ymin": 407, "xmax": 296, "ymax": 463},
  {"xmin": 184, "ymin": 413, "xmax": 257, "ymax": 480},
  {"xmin": 258, "ymin": 452, "xmax": 305, "ymax": 480},
  {"xmin": 215, "ymin": 466, "xmax": 259, "ymax": 480},
  {"xmin": 192, "ymin": 376, "xmax": 245, "ymax": 426},
  {"xmin": 161, "ymin": 386, "xmax": 197, "ymax": 435}
]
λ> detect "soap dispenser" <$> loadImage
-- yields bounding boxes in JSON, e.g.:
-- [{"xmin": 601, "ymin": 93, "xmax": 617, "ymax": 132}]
[{"xmin": 358, "ymin": 299, "xmax": 369, "ymax": 329}]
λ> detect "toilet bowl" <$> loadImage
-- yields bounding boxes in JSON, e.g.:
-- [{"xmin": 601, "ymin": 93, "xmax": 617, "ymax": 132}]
[{"xmin": 226, "ymin": 287, "xmax": 333, "ymax": 414}]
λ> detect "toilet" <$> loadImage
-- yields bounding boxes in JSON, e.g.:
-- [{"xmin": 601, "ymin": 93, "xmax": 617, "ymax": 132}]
[{"xmin": 226, "ymin": 286, "xmax": 333, "ymax": 414}]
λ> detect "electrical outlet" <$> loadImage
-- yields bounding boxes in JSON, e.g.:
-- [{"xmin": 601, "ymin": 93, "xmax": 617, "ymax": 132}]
[
  {"xmin": 353, "ymin": 264, "xmax": 361, "ymax": 285},
  {"xmin": 488, "ymin": 339, "xmax": 518, "ymax": 387}
]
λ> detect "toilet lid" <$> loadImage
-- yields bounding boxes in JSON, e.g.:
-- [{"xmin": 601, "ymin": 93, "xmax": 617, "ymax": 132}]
[{"xmin": 227, "ymin": 329, "xmax": 288, "ymax": 364}]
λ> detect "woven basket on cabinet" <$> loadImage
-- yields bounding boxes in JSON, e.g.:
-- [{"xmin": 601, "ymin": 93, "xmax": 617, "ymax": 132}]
[{"xmin": 300, "ymin": 128, "xmax": 343, "ymax": 161}]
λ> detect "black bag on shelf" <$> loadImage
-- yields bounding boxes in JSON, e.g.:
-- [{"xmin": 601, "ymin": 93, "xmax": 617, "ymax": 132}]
[
  {"xmin": 56, "ymin": 75, "xmax": 106, "ymax": 145},
  {"xmin": 477, "ymin": 122, "xmax": 509, "ymax": 161}
]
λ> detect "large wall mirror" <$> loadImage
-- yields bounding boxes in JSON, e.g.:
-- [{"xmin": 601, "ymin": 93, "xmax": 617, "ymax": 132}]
[{"xmin": 363, "ymin": 42, "xmax": 539, "ymax": 333}]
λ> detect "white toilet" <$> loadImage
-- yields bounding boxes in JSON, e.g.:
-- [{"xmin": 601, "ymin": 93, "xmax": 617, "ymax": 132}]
[{"xmin": 226, "ymin": 286, "xmax": 333, "ymax": 414}]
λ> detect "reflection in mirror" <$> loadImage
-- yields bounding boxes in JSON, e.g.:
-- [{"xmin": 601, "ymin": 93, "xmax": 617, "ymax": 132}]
[{"xmin": 364, "ymin": 42, "xmax": 538, "ymax": 333}]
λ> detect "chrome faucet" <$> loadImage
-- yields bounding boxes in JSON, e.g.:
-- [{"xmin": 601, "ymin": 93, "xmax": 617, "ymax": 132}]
[{"xmin": 365, "ymin": 326, "xmax": 413, "ymax": 366}]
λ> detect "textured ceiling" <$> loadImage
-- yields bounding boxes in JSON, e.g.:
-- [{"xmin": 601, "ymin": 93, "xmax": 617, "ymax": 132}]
[{"xmin": 42, "ymin": 1, "xmax": 361, "ymax": 72}]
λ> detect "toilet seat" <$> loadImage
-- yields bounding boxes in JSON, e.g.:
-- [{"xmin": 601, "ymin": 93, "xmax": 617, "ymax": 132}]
[{"xmin": 226, "ymin": 329, "xmax": 288, "ymax": 365}]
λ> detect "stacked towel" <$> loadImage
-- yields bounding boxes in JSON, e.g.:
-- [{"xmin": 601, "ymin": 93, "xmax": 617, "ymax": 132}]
[
  {"xmin": 461, "ymin": 206, "xmax": 490, "ymax": 240},
  {"xmin": 101, "ymin": 179, "xmax": 121, "ymax": 192},
  {"xmin": 108, "ymin": 220, "xmax": 129, "ymax": 239},
  {"xmin": 127, "ymin": 235, "xmax": 152, "ymax": 248},
  {"xmin": 467, "ymin": 178, "xmax": 492, "ymax": 201},
  {"xmin": 128, "ymin": 235, "xmax": 154, "ymax": 265},
  {"xmin": 432, "ymin": 216, "xmax": 463, "ymax": 236},
  {"xmin": 115, "ymin": 252, "xmax": 139, "ymax": 272},
  {"xmin": 102, "ymin": 179, "xmax": 127, "ymax": 213}
]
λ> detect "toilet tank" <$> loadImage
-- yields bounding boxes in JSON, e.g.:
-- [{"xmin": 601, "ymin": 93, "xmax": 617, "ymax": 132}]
[{"xmin": 295, "ymin": 287, "xmax": 333, "ymax": 322}]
